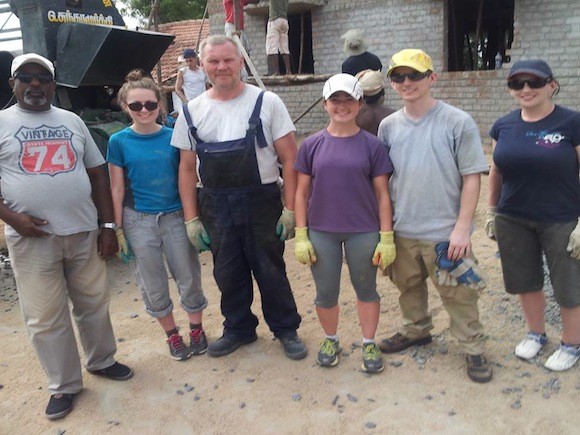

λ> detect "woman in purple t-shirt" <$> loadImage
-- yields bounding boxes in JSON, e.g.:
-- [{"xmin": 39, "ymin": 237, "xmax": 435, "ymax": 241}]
[{"xmin": 294, "ymin": 74, "xmax": 395, "ymax": 373}]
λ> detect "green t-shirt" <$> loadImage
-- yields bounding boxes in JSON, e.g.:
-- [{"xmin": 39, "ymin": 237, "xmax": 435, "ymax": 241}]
[{"xmin": 269, "ymin": 0, "xmax": 288, "ymax": 20}]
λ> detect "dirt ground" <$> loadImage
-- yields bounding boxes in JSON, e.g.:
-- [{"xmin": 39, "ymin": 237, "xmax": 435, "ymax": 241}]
[{"xmin": 0, "ymin": 175, "xmax": 579, "ymax": 435}]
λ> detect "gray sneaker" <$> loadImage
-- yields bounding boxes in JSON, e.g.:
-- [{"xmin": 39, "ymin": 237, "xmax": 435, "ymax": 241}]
[
  {"xmin": 317, "ymin": 338, "xmax": 341, "ymax": 367},
  {"xmin": 167, "ymin": 334, "xmax": 190, "ymax": 361},
  {"xmin": 189, "ymin": 327, "xmax": 208, "ymax": 356},
  {"xmin": 362, "ymin": 342, "xmax": 384, "ymax": 373}
]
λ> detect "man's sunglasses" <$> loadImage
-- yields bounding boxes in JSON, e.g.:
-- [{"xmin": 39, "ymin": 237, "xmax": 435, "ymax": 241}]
[
  {"xmin": 507, "ymin": 78, "xmax": 551, "ymax": 90},
  {"xmin": 389, "ymin": 71, "xmax": 431, "ymax": 83},
  {"xmin": 127, "ymin": 101, "xmax": 159, "ymax": 111},
  {"xmin": 14, "ymin": 72, "xmax": 54, "ymax": 84}
]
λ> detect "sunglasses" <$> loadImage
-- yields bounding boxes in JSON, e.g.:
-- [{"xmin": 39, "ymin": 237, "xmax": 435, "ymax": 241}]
[
  {"xmin": 127, "ymin": 101, "xmax": 159, "ymax": 111},
  {"xmin": 14, "ymin": 72, "xmax": 54, "ymax": 84},
  {"xmin": 389, "ymin": 71, "xmax": 431, "ymax": 83},
  {"xmin": 507, "ymin": 78, "xmax": 551, "ymax": 90}
]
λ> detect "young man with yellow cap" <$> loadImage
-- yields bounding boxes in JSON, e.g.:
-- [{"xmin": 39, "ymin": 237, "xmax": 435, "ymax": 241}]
[{"xmin": 377, "ymin": 49, "xmax": 492, "ymax": 383}]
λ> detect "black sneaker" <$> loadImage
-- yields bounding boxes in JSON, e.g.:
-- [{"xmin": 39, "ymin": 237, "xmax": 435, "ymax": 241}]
[
  {"xmin": 45, "ymin": 393, "xmax": 74, "ymax": 420},
  {"xmin": 189, "ymin": 327, "xmax": 208, "ymax": 356},
  {"xmin": 279, "ymin": 333, "xmax": 308, "ymax": 360},
  {"xmin": 88, "ymin": 362, "xmax": 134, "ymax": 380},
  {"xmin": 361, "ymin": 343, "xmax": 384, "ymax": 373},
  {"xmin": 207, "ymin": 335, "xmax": 257, "ymax": 358},
  {"xmin": 466, "ymin": 354, "xmax": 493, "ymax": 383},
  {"xmin": 167, "ymin": 333, "xmax": 191, "ymax": 361}
]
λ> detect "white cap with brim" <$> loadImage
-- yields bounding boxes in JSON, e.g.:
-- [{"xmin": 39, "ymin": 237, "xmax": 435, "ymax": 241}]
[
  {"xmin": 323, "ymin": 73, "xmax": 364, "ymax": 100},
  {"xmin": 11, "ymin": 53, "xmax": 55, "ymax": 77}
]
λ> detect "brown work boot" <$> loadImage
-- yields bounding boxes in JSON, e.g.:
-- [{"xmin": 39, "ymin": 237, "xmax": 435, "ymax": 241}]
[
  {"xmin": 378, "ymin": 332, "xmax": 432, "ymax": 354},
  {"xmin": 466, "ymin": 354, "xmax": 493, "ymax": 383}
]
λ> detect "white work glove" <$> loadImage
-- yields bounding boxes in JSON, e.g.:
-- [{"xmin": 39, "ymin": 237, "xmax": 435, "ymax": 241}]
[
  {"xmin": 567, "ymin": 218, "xmax": 580, "ymax": 260},
  {"xmin": 276, "ymin": 207, "xmax": 296, "ymax": 241},
  {"xmin": 185, "ymin": 217, "xmax": 211, "ymax": 252},
  {"xmin": 485, "ymin": 207, "xmax": 496, "ymax": 240}
]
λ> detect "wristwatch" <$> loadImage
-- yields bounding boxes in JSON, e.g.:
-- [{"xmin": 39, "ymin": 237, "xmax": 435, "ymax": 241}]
[{"xmin": 100, "ymin": 222, "xmax": 118, "ymax": 231}]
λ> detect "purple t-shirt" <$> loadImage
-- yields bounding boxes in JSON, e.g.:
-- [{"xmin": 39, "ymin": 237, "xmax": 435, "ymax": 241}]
[{"xmin": 295, "ymin": 128, "xmax": 393, "ymax": 232}]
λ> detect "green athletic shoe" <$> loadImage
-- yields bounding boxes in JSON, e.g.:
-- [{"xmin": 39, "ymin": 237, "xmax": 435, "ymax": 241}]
[
  {"xmin": 362, "ymin": 342, "xmax": 384, "ymax": 373},
  {"xmin": 317, "ymin": 338, "xmax": 341, "ymax": 367}
]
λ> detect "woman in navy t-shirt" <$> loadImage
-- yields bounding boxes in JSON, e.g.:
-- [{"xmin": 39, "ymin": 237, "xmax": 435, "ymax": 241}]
[{"xmin": 487, "ymin": 60, "xmax": 580, "ymax": 372}]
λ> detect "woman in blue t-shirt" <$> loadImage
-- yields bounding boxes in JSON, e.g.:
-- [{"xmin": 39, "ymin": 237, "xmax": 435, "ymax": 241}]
[
  {"xmin": 107, "ymin": 70, "xmax": 208, "ymax": 362},
  {"xmin": 294, "ymin": 74, "xmax": 395, "ymax": 373},
  {"xmin": 487, "ymin": 60, "xmax": 580, "ymax": 372}
]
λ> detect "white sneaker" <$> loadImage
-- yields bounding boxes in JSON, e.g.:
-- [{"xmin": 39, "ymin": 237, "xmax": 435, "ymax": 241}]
[
  {"xmin": 544, "ymin": 344, "xmax": 580, "ymax": 372},
  {"xmin": 514, "ymin": 332, "xmax": 547, "ymax": 360}
]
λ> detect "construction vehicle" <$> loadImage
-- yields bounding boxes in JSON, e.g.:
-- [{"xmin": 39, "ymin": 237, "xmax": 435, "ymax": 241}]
[{"xmin": 0, "ymin": 0, "xmax": 174, "ymax": 154}]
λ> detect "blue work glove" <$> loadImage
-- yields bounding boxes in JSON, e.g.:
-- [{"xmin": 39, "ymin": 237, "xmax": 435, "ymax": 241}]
[
  {"xmin": 185, "ymin": 217, "xmax": 211, "ymax": 252},
  {"xmin": 276, "ymin": 207, "xmax": 296, "ymax": 241},
  {"xmin": 115, "ymin": 228, "xmax": 134, "ymax": 264},
  {"xmin": 434, "ymin": 241, "xmax": 486, "ymax": 289}
]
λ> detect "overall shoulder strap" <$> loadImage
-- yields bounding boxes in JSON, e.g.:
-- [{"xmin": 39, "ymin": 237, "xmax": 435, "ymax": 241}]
[
  {"xmin": 247, "ymin": 91, "xmax": 268, "ymax": 149},
  {"xmin": 182, "ymin": 102, "xmax": 202, "ymax": 148}
]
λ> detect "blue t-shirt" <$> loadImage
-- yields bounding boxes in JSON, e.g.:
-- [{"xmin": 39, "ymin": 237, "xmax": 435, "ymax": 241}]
[
  {"xmin": 107, "ymin": 126, "xmax": 182, "ymax": 213},
  {"xmin": 490, "ymin": 105, "xmax": 580, "ymax": 222},
  {"xmin": 295, "ymin": 128, "xmax": 393, "ymax": 232}
]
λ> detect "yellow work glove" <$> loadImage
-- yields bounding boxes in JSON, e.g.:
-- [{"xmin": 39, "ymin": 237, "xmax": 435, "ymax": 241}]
[
  {"xmin": 294, "ymin": 227, "xmax": 317, "ymax": 265},
  {"xmin": 567, "ymin": 218, "xmax": 580, "ymax": 260},
  {"xmin": 372, "ymin": 231, "xmax": 396, "ymax": 270},
  {"xmin": 276, "ymin": 207, "xmax": 296, "ymax": 241},
  {"xmin": 115, "ymin": 228, "xmax": 134, "ymax": 264},
  {"xmin": 485, "ymin": 207, "xmax": 496, "ymax": 240},
  {"xmin": 185, "ymin": 217, "xmax": 211, "ymax": 253}
]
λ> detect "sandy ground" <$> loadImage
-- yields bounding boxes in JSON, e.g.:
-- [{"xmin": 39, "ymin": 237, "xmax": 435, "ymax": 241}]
[{"xmin": 0, "ymin": 175, "xmax": 579, "ymax": 435}]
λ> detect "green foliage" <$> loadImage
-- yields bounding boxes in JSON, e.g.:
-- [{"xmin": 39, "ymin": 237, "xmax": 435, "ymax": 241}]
[{"xmin": 123, "ymin": 0, "xmax": 207, "ymax": 24}]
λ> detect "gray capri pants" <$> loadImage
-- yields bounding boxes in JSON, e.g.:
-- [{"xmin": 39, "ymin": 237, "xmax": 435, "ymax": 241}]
[
  {"xmin": 123, "ymin": 207, "xmax": 208, "ymax": 317},
  {"xmin": 495, "ymin": 213, "xmax": 580, "ymax": 308},
  {"xmin": 309, "ymin": 230, "xmax": 380, "ymax": 308}
]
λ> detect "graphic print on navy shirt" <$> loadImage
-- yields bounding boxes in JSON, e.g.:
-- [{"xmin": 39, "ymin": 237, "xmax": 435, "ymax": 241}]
[{"xmin": 15, "ymin": 125, "xmax": 77, "ymax": 176}]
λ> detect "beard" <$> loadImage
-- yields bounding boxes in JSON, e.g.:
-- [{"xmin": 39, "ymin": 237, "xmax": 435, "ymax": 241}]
[{"xmin": 23, "ymin": 91, "xmax": 48, "ymax": 107}]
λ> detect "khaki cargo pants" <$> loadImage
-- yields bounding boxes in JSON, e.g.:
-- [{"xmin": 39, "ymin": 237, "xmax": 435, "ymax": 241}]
[{"xmin": 387, "ymin": 236, "xmax": 486, "ymax": 355}]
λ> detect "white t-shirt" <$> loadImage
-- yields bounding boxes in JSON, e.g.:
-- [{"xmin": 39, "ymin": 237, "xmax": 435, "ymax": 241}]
[
  {"xmin": 171, "ymin": 84, "xmax": 295, "ymax": 184},
  {"xmin": 0, "ymin": 105, "xmax": 105, "ymax": 236},
  {"xmin": 181, "ymin": 67, "xmax": 207, "ymax": 101}
]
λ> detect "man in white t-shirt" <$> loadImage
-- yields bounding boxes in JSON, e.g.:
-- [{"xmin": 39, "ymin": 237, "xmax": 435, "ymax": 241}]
[
  {"xmin": 0, "ymin": 53, "xmax": 132, "ymax": 421},
  {"xmin": 175, "ymin": 48, "xmax": 208, "ymax": 103},
  {"xmin": 171, "ymin": 35, "xmax": 306, "ymax": 360}
]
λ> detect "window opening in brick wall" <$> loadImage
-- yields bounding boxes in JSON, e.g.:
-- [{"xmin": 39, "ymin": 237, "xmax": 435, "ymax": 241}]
[
  {"xmin": 448, "ymin": 0, "xmax": 514, "ymax": 71},
  {"xmin": 285, "ymin": 11, "xmax": 314, "ymax": 74}
]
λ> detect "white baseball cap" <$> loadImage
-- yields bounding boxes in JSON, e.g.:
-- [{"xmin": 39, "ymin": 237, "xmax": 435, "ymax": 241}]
[
  {"xmin": 11, "ymin": 53, "xmax": 55, "ymax": 77},
  {"xmin": 322, "ymin": 73, "xmax": 363, "ymax": 100}
]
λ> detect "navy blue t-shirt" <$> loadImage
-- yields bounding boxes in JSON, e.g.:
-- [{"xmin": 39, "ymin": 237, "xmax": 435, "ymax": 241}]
[{"xmin": 490, "ymin": 105, "xmax": 580, "ymax": 222}]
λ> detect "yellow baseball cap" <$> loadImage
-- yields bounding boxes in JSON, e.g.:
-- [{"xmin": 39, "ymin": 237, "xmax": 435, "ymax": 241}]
[{"xmin": 387, "ymin": 49, "xmax": 433, "ymax": 76}]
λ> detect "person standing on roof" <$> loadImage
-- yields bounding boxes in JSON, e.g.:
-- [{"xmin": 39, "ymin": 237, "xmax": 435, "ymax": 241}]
[
  {"xmin": 224, "ymin": 0, "xmax": 259, "ymax": 55},
  {"xmin": 341, "ymin": 29, "xmax": 382, "ymax": 76},
  {"xmin": 175, "ymin": 48, "xmax": 208, "ymax": 103},
  {"xmin": 266, "ymin": 0, "xmax": 291, "ymax": 75}
]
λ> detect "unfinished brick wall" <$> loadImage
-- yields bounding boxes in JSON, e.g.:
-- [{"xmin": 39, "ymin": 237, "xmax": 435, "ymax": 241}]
[{"xmin": 206, "ymin": 0, "xmax": 580, "ymax": 140}]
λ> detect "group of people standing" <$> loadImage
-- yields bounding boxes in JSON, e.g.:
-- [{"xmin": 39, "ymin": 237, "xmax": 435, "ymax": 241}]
[{"xmin": 0, "ymin": 33, "xmax": 578, "ymax": 423}]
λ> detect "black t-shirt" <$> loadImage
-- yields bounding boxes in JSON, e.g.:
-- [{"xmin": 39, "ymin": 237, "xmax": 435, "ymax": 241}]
[
  {"xmin": 490, "ymin": 105, "xmax": 580, "ymax": 222},
  {"xmin": 341, "ymin": 52, "xmax": 383, "ymax": 76}
]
